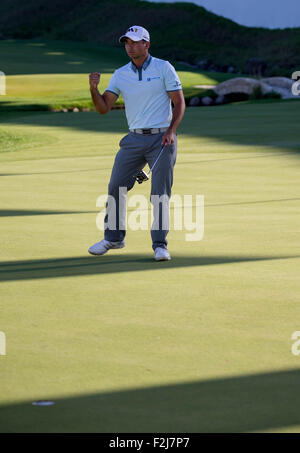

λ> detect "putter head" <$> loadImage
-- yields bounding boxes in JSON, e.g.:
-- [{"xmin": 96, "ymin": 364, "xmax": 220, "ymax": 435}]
[{"xmin": 134, "ymin": 170, "xmax": 149, "ymax": 184}]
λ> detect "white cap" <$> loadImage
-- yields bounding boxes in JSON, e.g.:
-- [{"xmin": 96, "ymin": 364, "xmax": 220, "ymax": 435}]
[{"xmin": 119, "ymin": 25, "xmax": 150, "ymax": 43}]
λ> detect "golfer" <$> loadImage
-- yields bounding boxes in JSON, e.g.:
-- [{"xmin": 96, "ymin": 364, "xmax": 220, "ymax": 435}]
[{"xmin": 88, "ymin": 25, "xmax": 185, "ymax": 261}]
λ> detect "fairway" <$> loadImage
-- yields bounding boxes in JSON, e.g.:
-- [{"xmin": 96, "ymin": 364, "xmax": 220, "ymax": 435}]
[
  {"xmin": 0, "ymin": 39, "xmax": 233, "ymax": 112},
  {"xmin": 0, "ymin": 100, "xmax": 300, "ymax": 432}
]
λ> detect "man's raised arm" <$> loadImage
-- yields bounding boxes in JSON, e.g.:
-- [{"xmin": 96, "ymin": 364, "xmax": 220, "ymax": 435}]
[{"xmin": 89, "ymin": 72, "xmax": 118, "ymax": 115}]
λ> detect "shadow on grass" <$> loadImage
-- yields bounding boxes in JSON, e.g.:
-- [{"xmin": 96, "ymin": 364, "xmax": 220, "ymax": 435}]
[
  {"xmin": 0, "ymin": 209, "xmax": 94, "ymax": 217},
  {"xmin": 0, "ymin": 254, "xmax": 299, "ymax": 282},
  {"xmin": 1, "ymin": 193, "xmax": 300, "ymax": 219},
  {"xmin": 1, "ymin": 102, "xmax": 300, "ymax": 155},
  {"xmin": 0, "ymin": 101, "xmax": 51, "ymax": 113},
  {"xmin": 0, "ymin": 39, "xmax": 231, "ymax": 80},
  {"xmin": 0, "ymin": 368, "xmax": 300, "ymax": 432},
  {"xmin": 0, "ymin": 39, "xmax": 129, "ymax": 76},
  {"xmin": 1, "ymin": 151, "xmax": 300, "ymax": 178}
]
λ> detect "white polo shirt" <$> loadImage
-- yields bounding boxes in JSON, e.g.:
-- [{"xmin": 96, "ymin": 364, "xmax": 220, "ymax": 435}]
[{"xmin": 105, "ymin": 54, "xmax": 182, "ymax": 130}]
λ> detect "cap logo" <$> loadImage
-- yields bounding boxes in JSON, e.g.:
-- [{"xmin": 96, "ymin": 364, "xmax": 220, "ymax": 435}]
[{"xmin": 127, "ymin": 27, "xmax": 139, "ymax": 33}]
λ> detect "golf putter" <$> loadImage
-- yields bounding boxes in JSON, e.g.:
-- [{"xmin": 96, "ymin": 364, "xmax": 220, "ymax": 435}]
[{"xmin": 134, "ymin": 144, "xmax": 167, "ymax": 184}]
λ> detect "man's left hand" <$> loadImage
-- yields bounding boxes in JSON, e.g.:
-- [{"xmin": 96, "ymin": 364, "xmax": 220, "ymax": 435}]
[{"xmin": 162, "ymin": 129, "xmax": 175, "ymax": 146}]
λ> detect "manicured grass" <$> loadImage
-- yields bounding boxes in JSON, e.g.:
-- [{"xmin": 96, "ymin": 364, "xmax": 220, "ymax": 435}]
[
  {"xmin": 0, "ymin": 101, "xmax": 300, "ymax": 432},
  {"xmin": 0, "ymin": 39, "xmax": 235, "ymax": 112}
]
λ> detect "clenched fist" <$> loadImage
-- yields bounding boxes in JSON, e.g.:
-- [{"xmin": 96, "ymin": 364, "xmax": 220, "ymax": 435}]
[{"xmin": 89, "ymin": 72, "xmax": 101, "ymax": 90}]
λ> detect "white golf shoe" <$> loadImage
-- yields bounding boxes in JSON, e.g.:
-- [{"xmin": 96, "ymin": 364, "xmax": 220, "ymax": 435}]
[
  {"xmin": 88, "ymin": 239, "xmax": 125, "ymax": 256},
  {"xmin": 154, "ymin": 247, "xmax": 171, "ymax": 261}
]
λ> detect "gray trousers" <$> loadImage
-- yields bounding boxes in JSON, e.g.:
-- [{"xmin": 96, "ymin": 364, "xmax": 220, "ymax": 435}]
[{"xmin": 104, "ymin": 131, "xmax": 177, "ymax": 250}]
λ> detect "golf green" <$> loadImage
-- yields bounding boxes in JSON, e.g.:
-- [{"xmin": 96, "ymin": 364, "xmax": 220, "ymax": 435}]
[{"xmin": 0, "ymin": 100, "xmax": 300, "ymax": 432}]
